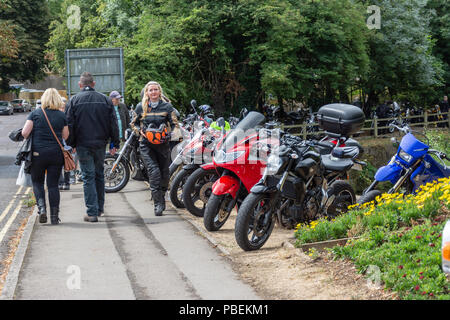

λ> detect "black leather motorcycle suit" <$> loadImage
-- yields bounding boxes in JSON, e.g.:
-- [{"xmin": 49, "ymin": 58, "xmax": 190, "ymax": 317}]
[{"xmin": 130, "ymin": 100, "xmax": 179, "ymax": 193}]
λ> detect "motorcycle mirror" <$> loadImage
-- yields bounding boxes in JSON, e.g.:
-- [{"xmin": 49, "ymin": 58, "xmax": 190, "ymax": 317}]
[{"xmin": 390, "ymin": 137, "xmax": 399, "ymax": 146}]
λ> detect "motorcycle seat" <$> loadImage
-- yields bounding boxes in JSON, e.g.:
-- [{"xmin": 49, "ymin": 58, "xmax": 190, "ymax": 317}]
[
  {"xmin": 321, "ymin": 154, "xmax": 355, "ymax": 172},
  {"xmin": 331, "ymin": 146, "xmax": 359, "ymax": 159}
]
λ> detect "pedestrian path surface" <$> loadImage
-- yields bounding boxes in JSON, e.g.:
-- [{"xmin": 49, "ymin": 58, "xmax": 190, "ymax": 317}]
[{"xmin": 15, "ymin": 181, "xmax": 259, "ymax": 300}]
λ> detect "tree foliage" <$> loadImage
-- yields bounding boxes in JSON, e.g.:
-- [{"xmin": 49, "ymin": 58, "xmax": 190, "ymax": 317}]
[
  {"xmin": 360, "ymin": 0, "xmax": 443, "ymax": 109},
  {"xmin": 45, "ymin": 0, "xmax": 448, "ymax": 113},
  {"xmin": 0, "ymin": 0, "xmax": 50, "ymax": 92}
]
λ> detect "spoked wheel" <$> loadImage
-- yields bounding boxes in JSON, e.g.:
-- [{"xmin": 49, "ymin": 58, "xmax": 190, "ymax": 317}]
[
  {"xmin": 203, "ymin": 194, "xmax": 234, "ymax": 231},
  {"xmin": 182, "ymin": 168, "xmax": 219, "ymax": 217},
  {"xmin": 235, "ymin": 193, "xmax": 275, "ymax": 251},
  {"xmin": 104, "ymin": 155, "xmax": 130, "ymax": 193}
]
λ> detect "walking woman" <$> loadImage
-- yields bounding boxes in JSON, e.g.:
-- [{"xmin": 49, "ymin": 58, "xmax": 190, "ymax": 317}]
[
  {"xmin": 21, "ymin": 88, "xmax": 69, "ymax": 224},
  {"xmin": 130, "ymin": 81, "xmax": 179, "ymax": 216}
]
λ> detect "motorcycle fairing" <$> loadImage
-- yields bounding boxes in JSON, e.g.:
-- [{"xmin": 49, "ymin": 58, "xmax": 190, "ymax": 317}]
[
  {"xmin": 201, "ymin": 163, "xmax": 216, "ymax": 170},
  {"xmin": 211, "ymin": 175, "xmax": 240, "ymax": 199},
  {"xmin": 374, "ymin": 161, "xmax": 403, "ymax": 183},
  {"xmin": 399, "ymin": 133, "xmax": 429, "ymax": 159}
]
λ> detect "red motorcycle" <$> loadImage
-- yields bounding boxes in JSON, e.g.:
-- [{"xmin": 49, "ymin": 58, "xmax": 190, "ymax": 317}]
[{"xmin": 202, "ymin": 112, "xmax": 279, "ymax": 231}]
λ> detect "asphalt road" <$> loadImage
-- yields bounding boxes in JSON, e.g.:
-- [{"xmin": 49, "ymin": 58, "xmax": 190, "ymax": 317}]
[{"xmin": 0, "ymin": 112, "xmax": 34, "ymax": 272}]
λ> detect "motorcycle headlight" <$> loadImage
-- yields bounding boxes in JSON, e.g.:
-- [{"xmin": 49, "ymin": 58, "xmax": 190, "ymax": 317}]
[
  {"xmin": 398, "ymin": 149, "xmax": 413, "ymax": 163},
  {"xmin": 266, "ymin": 154, "xmax": 282, "ymax": 175},
  {"xmin": 214, "ymin": 150, "xmax": 245, "ymax": 163}
]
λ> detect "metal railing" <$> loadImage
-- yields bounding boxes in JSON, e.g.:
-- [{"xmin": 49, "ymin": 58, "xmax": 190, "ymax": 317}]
[{"xmin": 278, "ymin": 111, "xmax": 450, "ymax": 139}]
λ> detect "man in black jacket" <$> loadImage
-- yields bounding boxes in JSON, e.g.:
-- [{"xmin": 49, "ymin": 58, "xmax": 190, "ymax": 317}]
[{"xmin": 66, "ymin": 72, "xmax": 120, "ymax": 222}]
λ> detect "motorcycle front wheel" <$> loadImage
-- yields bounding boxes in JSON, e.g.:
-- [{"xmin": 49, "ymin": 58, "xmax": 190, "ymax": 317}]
[
  {"xmin": 104, "ymin": 155, "xmax": 130, "ymax": 193},
  {"xmin": 182, "ymin": 168, "xmax": 219, "ymax": 217},
  {"xmin": 169, "ymin": 168, "xmax": 195, "ymax": 209},
  {"xmin": 357, "ymin": 189, "xmax": 382, "ymax": 207},
  {"xmin": 203, "ymin": 194, "xmax": 234, "ymax": 231},
  {"xmin": 235, "ymin": 193, "xmax": 275, "ymax": 251}
]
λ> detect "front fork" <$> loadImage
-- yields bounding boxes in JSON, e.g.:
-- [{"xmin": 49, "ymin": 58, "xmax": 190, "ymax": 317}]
[
  {"xmin": 363, "ymin": 159, "xmax": 421, "ymax": 195},
  {"xmin": 109, "ymin": 134, "xmax": 133, "ymax": 175}
]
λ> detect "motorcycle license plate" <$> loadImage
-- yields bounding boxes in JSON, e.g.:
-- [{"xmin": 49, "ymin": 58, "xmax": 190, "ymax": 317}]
[{"xmin": 351, "ymin": 163, "xmax": 362, "ymax": 171}]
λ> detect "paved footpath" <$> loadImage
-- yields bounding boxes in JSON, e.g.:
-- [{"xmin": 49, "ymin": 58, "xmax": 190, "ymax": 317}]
[{"xmin": 11, "ymin": 180, "xmax": 259, "ymax": 300}]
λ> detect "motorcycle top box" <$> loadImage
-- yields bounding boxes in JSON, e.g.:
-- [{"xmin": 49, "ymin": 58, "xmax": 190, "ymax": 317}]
[{"xmin": 317, "ymin": 104, "xmax": 365, "ymax": 137}]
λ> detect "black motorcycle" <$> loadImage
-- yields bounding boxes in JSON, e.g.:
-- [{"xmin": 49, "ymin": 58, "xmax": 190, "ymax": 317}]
[
  {"xmin": 104, "ymin": 128, "xmax": 147, "ymax": 193},
  {"xmin": 234, "ymin": 103, "xmax": 366, "ymax": 251},
  {"xmin": 234, "ymin": 133, "xmax": 364, "ymax": 251}
]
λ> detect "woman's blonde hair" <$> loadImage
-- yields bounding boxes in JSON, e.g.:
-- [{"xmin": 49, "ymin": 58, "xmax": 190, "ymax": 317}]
[
  {"xmin": 141, "ymin": 81, "xmax": 170, "ymax": 117},
  {"xmin": 41, "ymin": 88, "xmax": 63, "ymax": 110}
]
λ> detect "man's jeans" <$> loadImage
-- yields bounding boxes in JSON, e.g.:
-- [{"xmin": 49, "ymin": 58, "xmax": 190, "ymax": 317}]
[{"xmin": 77, "ymin": 146, "xmax": 106, "ymax": 216}]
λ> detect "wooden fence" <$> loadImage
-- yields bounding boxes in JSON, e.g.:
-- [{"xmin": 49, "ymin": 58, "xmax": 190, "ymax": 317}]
[{"xmin": 279, "ymin": 111, "xmax": 450, "ymax": 140}]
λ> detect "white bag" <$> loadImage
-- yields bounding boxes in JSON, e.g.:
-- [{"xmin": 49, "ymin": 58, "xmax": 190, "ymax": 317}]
[{"xmin": 16, "ymin": 161, "xmax": 32, "ymax": 187}]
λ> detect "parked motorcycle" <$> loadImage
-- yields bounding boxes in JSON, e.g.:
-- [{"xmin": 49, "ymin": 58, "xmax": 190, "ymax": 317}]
[
  {"xmin": 358, "ymin": 123, "xmax": 449, "ymax": 205},
  {"xmin": 234, "ymin": 103, "xmax": 366, "ymax": 251},
  {"xmin": 169, "ymin": 120, "xmax": 227, "ymax": 209},
  {"xmin": 104, "ymin": 128, "xmax": 147, "ymax": 193},
  {"xmin": 202, "ymin": 111, "xmax": 279, "ymax": 231}
]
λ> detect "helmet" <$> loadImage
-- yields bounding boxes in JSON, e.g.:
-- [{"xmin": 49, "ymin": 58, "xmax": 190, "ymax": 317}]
[
  {"xmin": 199, "ymin": 104, "xmax": 212, "ymax": 115},
  {"xmin": 145, "ymin": 123, "xmax": 168, "ymax": 144}
]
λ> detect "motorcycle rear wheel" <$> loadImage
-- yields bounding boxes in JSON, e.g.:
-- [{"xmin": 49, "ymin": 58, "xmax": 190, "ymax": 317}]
[
  {"xmin": 203, "ymin": 194, "xmax": 234, "ymax": 231},
  {"xmin": 104, "ymin": 155, "xmax": 130, "ymax": 193},
  {"xmin": 326, "ymin": 181, "xmax": 356, "ymax": 219},
  {"xmin": 235, "ymin": 193, "xmax": 275, "ymax": 251}
]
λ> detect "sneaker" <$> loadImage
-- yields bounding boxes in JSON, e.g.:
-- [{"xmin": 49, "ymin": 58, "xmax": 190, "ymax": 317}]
[
  {"xmin": 98, "ymin": 211, "xmax": 104, "ymax": 217},
  {"xmin": 58, "ymin": 184, "xmax": 64, "ymax": 190},
  {"xmin": 63, "ymin": 184, "xmax": 70, "ymax": 190},
  {"xmin": 84, "ymin": 215, "xmax": 98, "ymax": 222}
]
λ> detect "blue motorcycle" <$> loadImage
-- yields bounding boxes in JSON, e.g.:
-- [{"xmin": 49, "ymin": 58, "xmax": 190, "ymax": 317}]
[{"xmin": 358, "ymin": 124, "xmax": 449, "ymax": 204}]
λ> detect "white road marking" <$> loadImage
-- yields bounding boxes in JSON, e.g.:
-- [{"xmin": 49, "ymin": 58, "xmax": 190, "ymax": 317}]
[
  {"xmin": 0, "ymin": 186, "xmax": 23, "ymax": 224},
  {"xmin": 0, "ymin": 200, "xmax": 23, "ymax": 243},
  {"xmin": 0, "ymin": 187, "xmax": 31, "ymax": 243}
]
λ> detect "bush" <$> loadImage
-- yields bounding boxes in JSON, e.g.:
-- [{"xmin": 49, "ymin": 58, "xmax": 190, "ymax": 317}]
[{"xmin": 294, "ymin": 177, "xmax": 450, "ymax": 299}]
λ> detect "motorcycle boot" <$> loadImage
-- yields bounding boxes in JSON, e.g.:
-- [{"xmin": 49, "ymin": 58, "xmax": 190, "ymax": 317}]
[
  {"xmin": 152, "ymin": 190, "xmax": 164, "ymax": 216},
  {"xmin": 50, "ymin": 207, "xmax": 60, "ymax": 225},
  {"xmin": 37, "ymin": 198, "xmax": 47, "ymax": 223}
]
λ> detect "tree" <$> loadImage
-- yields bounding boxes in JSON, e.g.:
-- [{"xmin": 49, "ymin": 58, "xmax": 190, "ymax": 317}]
[
  {"xmin": 0, "ymin": 0, "xmax": 50, "ymax": 92},
  {"xmin": 0, "ymin": 0, "xmax": 18, "ymax": 59},
  {"xmin": 427, "ymin": 0, "xmax": 450, "ymax": 95},
  {"xmin": 360, "ymin": 0, "xmax": 443, "ymax": 109}
]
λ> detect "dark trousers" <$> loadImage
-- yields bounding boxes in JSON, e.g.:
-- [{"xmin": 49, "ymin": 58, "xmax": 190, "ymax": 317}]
[
  {"xmin": 140, "ymin": 141, "xmax": 171, "ymax": 193},
  {"xmin": 77, "ymin": 146, "xmax": 106, "ymax": 216},
  {"xmin": 30, "ymin": 148, "xmax": 64, "ymax": 208}
]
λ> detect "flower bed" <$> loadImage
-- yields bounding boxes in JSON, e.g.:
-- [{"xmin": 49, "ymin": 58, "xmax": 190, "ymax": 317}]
[{"xmin": 294, "ymin": 177, "xmax": 450, "ymax": 299}]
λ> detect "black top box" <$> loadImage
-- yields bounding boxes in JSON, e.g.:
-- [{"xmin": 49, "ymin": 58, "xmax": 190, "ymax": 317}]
[{"xmin": 317, "ymin": 103, "xmax": 365, "ymax": 137}]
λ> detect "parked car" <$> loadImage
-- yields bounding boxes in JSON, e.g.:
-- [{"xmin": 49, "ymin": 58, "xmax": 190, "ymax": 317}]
[
  {"xmin": 0, "ymin": 101, "xmax": 14, "ymax": 115},
  {"xmin": 11, "ymin": 99, "xmax": 31, "ymax": 112}
]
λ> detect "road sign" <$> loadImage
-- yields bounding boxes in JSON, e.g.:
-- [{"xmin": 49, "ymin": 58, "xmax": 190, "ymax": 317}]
[{"xmin": 65, "ymin": 48, "xmax": 125, "ymax": 98}]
